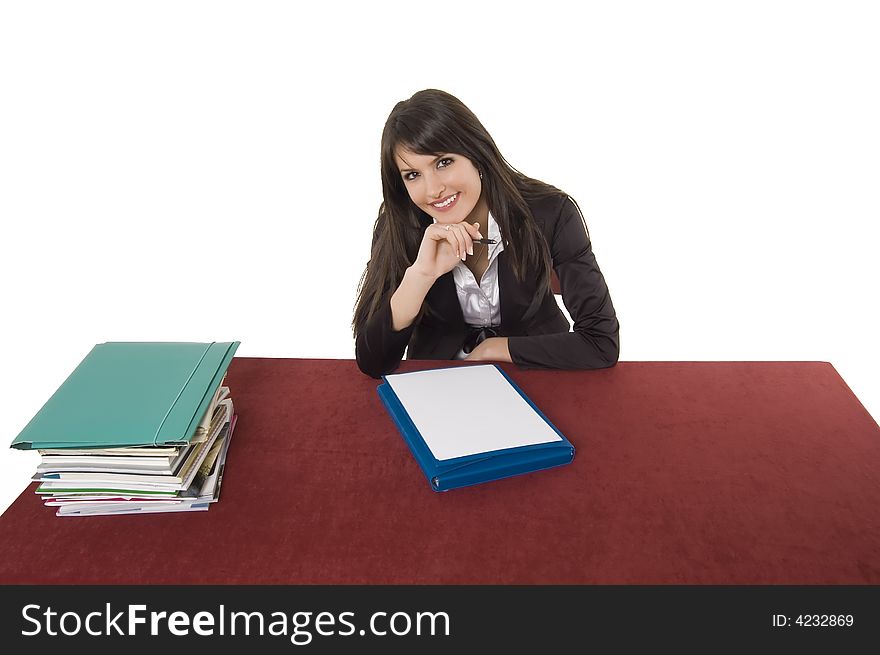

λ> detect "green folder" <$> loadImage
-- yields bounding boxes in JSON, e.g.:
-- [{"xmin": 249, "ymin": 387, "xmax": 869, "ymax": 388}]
[{"xmin": 11, "ymin": 341, "xmax": 240, "ymax": 450}]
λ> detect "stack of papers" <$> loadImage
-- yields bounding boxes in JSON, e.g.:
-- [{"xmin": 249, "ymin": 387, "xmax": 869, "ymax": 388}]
[
  {"xmin": 35, "ymin": 394, "xmax": 236, "ymax": 516},
  {"xmin": 10, "ymin": 341, "xmax": 240, "ymax": 516}
]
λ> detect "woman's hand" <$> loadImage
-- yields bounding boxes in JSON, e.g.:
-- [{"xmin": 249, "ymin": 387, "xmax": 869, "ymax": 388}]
[
  {"xmin": 465, "ymin": 337, "xmax": 512, "ymax": 363},
  {"xmin": 410, "ymin": 221, "xmax": 484, "ymax": 280}
]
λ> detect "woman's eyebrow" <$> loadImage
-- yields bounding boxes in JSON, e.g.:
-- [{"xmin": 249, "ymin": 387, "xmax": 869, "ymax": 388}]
[{"xmin": 398, "ymin": 154, "xmax": 447, "ymax": 173}]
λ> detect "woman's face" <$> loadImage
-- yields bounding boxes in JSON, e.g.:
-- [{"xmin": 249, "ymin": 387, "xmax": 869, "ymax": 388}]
[{"xmin": 394, "ymin": 147, "xmax": 484, "ymax": 225}]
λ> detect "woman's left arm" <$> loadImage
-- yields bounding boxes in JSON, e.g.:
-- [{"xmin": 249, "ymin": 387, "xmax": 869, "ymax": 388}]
[{"xmin": 506, "ymin": 196, "xmax": 620, "ymax": 369}]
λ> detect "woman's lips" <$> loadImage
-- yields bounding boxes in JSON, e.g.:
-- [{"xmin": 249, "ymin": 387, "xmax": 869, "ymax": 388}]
[{"xmin": 430, "ymin": 192, "xmax": 459, "ymax": 212}]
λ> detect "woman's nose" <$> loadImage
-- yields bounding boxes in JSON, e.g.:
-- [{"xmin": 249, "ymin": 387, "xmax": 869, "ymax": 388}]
[{"xmin": 425, "ymin": 172, "xmax": 445, "ymax": 199}]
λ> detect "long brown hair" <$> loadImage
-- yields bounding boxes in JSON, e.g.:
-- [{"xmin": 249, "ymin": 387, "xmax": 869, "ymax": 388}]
[{"xmin": 353, "ymin": 89, "xmax": 565, "ymax": 335}]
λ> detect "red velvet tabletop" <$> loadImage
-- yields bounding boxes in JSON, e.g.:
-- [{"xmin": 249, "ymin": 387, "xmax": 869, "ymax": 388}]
[{"xmin": 1, "ymin": 359, "xmax": 878, "ymax": 585}]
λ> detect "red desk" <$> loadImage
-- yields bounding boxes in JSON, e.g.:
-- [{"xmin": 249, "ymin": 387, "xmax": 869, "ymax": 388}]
[{"xmin": 1, "ymin": 359, "xmax": 878, "ymax": 584}]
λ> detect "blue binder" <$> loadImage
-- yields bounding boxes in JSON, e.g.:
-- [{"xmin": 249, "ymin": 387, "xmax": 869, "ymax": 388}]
[{"xmin": 377, "ymin": 365, "xmax": 575, "ymax": 492}]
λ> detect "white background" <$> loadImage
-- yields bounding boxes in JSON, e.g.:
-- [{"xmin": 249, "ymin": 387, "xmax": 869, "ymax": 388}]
[{"xmin": 1, "ymin": 1, "xmax": 877, "ymax": 517}]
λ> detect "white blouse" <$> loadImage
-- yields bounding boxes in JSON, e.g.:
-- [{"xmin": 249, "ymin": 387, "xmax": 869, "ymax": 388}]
[{"xmin": 448, "ymin": 212, "xmax": 505, "ymax": 359}]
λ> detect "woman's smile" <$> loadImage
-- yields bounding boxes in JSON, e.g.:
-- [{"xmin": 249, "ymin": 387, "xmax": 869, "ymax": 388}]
[{"xmin": 430, "ymin": 192, "xmax": 459, "ymax": 211}]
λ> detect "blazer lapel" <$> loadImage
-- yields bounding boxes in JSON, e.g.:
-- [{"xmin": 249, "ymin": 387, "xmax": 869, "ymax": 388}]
[
  {"xmin": 426, "ymin": 270, "xmax": 464, "ymax": 327},
  {"xmin": 498, "ymin": 251, "xmax": 532, "ymax": 334}
]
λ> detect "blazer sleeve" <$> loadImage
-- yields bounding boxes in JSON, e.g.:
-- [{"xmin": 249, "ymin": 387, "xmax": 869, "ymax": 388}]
[
  {"xmin": 355, "ymin": 294, "xmax": 416, "ymax": 378},
  {"xmin": 354, "ymin": 214, "xmax": 419, "ymax": 378},
  {"xmin": 508, "ymin": 197, "xmax": 620, "ymax": 369}
]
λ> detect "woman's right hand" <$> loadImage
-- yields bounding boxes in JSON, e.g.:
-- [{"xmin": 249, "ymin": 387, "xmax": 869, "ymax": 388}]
[{"xmin": 410, "ymin": 221, "xmax": 484, "ymax": 280}]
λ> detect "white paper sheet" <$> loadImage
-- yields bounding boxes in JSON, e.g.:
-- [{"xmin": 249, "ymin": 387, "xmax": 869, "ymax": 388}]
[{"xmin": 384, "ymin": 365, "xmax": 561, "ymax": 461}]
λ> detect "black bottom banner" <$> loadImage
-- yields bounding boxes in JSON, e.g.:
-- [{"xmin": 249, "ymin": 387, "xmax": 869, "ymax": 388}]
[{"xmin": 1, "ymin": 585, "xmax": 876, "ymax": 652}]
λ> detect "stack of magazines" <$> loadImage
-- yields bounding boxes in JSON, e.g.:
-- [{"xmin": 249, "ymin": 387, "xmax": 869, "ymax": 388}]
[{"xmin": 10, "ymin": 341, "xmax": 240, "ymax": 517}]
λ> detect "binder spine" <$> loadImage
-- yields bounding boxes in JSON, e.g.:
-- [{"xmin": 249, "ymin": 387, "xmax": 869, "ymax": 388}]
[
  {"xmin": 377, "ymin": 383, "xmax": 438, "ymax": 486},
  {"xmin": 156, "ymin": 341, "xmax": 240, "ymax": 445},
  {"xmin": 152, "ymin": 342, "xmax": 215, "ymax": 445},
  {"xmin": 178, "ymin": 342, "xmax": 238, "ymax": 443},
  {"xmin": 434, "ymin": 445, "xmax": 575, "ymax": 492}
]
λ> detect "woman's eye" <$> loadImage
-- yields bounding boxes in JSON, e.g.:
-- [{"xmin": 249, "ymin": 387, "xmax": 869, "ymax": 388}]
[
  {"xmin": 403, "ymin": 172, "xmax": 419, "ymax": 181},
  {"xmin": 437, "ymin": 158, "xmax": 453, "ymax": 169}
]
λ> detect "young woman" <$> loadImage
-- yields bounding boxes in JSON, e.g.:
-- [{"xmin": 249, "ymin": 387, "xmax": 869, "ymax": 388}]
[{"xmin": 353, "ymin": 89, "xmax": 619, "ymax": 378}]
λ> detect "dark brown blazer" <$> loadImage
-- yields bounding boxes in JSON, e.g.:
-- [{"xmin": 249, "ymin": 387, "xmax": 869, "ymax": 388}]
[{"xmin": 355, "ymin": 194, "xmax": 619, "ymax": 378}]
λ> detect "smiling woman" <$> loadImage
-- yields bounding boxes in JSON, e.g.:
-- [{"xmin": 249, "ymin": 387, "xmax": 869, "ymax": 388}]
[{"xmin": 352, "ymin": 89, "xmax": 620, "ymax": 378}]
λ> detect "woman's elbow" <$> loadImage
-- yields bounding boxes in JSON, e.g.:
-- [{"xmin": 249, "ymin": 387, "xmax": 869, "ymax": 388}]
[
  {"xmin": 355, "ymin": 334, "xmax": 382, "ymax": 378},
  {"xmin": 356, "ymin": 358, "xmax": 384, "ymax": 379},
  {"xmin": 574, "ymin": 319, "xmax": 619, "ymax": 368},
  {"xmin": 600, "ymin": 342, "xmax": 619, "ymax": 368},
  {"xmin": 585, "ymin": 333, "xmax": 618, "ymax": 369},
  {"xmin": 355, "ymin": 347, "xmax": 386, "ymax": 379},
  {"xmin": 600, "ymin": 326, "xmax": 620, "ymax": 367},
  {"xmin": 355, "ymin": 338, "xmax": 399, "ymax": 379}
]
